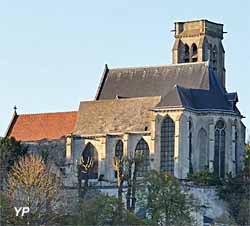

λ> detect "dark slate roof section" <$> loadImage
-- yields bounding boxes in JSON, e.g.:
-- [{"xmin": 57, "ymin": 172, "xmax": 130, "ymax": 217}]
[
  {"xmin": 155, "ymin": 85, "xmax": 183, "ymax": 108},
  {"xmin": 95, "ymin": 61, "xmax": 241, "ymax": 115},
  {"xmin": 155, "ymin": 68, "xmax": 241, "ymax": 114},
  {"xmin": 226, "ymin": 92, "xmax": 238, "ymax": 103},
  {"xmin": 73, "ymin": 96, "xmax": 161, "ymax": 135},
  {"xmin": 95, "ymin": 62, "xmax": 210, "ymax": 100}
]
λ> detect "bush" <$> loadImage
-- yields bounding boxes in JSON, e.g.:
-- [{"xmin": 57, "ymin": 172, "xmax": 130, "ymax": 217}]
[
  {"xmin": 187, "ymin": 170, "xmax": 221, "ymax": 186},
  {"xmin": 218, "ymin": 172, "xmax": 250, "ymax": 225},
  {"xmin": 138, "ymin": 170, "xmax": 195, "ymax": 226},
  {"xmin": 64, "ymin": 191, "xmax": 149, "ymax": 226}
]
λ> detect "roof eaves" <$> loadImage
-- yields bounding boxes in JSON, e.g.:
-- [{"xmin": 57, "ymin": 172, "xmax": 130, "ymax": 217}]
[
  {"xmin": 152, "ymin": 106, "xmax": 185, "ymax": 111},
  {"xmin": 21, "ymin": 136, "xmax": 67, "ymax": 143},
  {"xmin": 184, "ymin": 107, "xmax": 244, "ymax": 117},
  {"xmin": 125, "ymin": 131, "xmax": 151, "ymax": 135},
  {"xmin": 75, "ymin": 133, "xmax": 107, "ymax": 138}
]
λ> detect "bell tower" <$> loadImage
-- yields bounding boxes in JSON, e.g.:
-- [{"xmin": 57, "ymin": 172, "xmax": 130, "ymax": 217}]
[{"xmin": 172, "ymin": 19, "xmax": 226, "ymax": 87}]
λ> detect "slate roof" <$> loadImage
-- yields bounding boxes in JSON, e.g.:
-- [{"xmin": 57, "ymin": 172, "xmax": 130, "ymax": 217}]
[
  {"xmin": 95, "ymin": 62, "xmax": 241, "ymax": 115},
  {"xmin": 6, "ymin": 111, "xmax": 77, "ymax": 141},
  {"xmin": 155, "ymin": 69, "xmax": 240, "ymax": 113},
  {"xmin": 6, "ymin": 61, "xmax": 242, "ymax": 141},
  {"xmin": 73, "ymin": 96, "xmax": 161, "ymax": 136},
  {"xmin": 95, "ymin": 62, "xmax": 209, "ymax": 100}
]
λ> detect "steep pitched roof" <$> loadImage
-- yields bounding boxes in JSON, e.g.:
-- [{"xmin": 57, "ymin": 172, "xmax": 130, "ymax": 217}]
[
  {"xmin": 95, "ymin": 62, "xmax": 209, "ymax": 100},
  {"xmin": 73, "ymin": 96, "xmax": 161, "ymax": 136},
  {"xmin": 96, "ymin": 62, "xmax": 241, "ymax": 115},
  {"xmin": 155, "ymin": 85, "xmax": 183, "ymax": 108},
  {"xmin": 6, "ymin": 111, "xmax": 77, "ymax": 141},
  {"xmin": 155, "ymin": 69, "xmax": 241, "ymax": 114}
]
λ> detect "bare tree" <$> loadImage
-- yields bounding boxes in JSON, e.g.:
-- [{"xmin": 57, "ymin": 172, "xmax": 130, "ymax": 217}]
[
  {"xmin": 112, "ymin": 150, "xmax": 145, "ymax": 215},
  {"xmin": 7, "ymin": 154, "xmax": 64, "ymax": 226},
  {"xmin": 79, "ymin": 155, "xmax": 93, "ymax": 188},
  {"xmin": 124, "ymin": 151, "xmax": 144, "ymax": 212},
  {"xmin": 112, "ymin": 155, "xmax": 124, "ymax": 215}
]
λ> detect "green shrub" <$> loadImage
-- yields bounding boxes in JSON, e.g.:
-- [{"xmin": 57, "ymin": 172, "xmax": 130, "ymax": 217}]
[{"xmin": 187, "ymin": 170, "xmax": 221, "ymax": 186}]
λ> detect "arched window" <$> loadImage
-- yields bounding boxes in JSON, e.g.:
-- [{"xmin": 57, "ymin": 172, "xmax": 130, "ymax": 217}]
[
  {"xmin": 184, "ymin": 44, "xmax": 190, "ymax": 63},
  {"xmin": 234, "ymin": 125, "xmax": 238, "ymax": 175},
  {"xmin": 160, "ymin": 116, "xmax": 175, "ymax": 174},
  {"xmin": 198, "ymin": 128, "xmax": 208, "ymax": 171},
  {"xmin": 115, "ymin": 140, "xmax": 123, "ymax": 159},
  {"xmin": 188, "ymin": 120, "xmax": 193, "ymax": 173},
  {"xmin": 191, "ymin": 43, "xmax": 198, "ymax": 62},
  {"xmin": 114, "ymin": 140, "xmax": 123, "ymax": 178},
  {"xmin": 214, "ymin": 120, "xmax": 226, "ymax": 178},
  {"xmin": 135, "ymin": 138, "xmax": 150, "ymax": 177},
  {"xmin": 80, "ymin": 143, "xmax": 98, "ymax": 179}
]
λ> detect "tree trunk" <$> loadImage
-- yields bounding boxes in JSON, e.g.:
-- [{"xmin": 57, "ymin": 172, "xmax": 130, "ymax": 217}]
[
  {"xmin": 131, "ymin": 162, "xmax": 138, "ymax": 212},
  {"xmin": 77, "ymin": 165, "xmax": 82, "ymax": 189},
  {"xmin": 84, "ymin": 172, "xmax": 89, "ymax": 188},
  {"xmin": 117, "ymin": 164, "xmax": 123, "ymax": 221},
  {"xmin": 126, "ymin": 161, "xmax": 132, "ymax": 210}
]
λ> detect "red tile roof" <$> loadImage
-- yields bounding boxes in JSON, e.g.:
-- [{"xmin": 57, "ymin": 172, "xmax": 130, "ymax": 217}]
[{"xmin": 7, "ymin": 111, "xmax": 77, "ymax": 141}]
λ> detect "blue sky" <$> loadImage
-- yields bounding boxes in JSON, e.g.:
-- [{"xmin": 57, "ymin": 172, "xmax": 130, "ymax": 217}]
[{"xmin": 0, "ymin": 0, "xmax": 249, "ymax": 138}]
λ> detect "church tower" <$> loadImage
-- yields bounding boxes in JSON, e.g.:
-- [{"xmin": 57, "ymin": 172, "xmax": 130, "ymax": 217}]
[{"xmin": 172, "ymin": 19, "xmax": 226, "ymax": 87}]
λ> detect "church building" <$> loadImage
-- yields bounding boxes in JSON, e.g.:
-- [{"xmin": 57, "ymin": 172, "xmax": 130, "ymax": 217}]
[{"xmin": 6, "ymin": 19, "xmax": 246, "ymax": 185}]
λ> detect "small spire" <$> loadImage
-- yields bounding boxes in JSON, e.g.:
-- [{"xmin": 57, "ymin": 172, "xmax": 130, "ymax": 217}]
[{"xmin": 13, "ymin": 105, "xmax": 17, "ymax": 114}]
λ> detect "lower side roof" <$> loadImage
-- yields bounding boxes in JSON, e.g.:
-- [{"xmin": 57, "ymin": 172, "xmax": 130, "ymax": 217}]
[{"xmin": 6, "ymin": 111, "xmax": 77, "ymax": 141}]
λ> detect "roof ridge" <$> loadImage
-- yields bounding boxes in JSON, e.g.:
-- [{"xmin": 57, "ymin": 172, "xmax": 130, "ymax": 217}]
[
  {"xmin": 109, "ymin": 62, "xmax": 208, "ymax": 71},
  {"xmin": 18, "ymin": 111, "xmax": 77, "ymax": 117},
  {"xmin": 80, "ymin": 96, "xmax": 161, "ymax": 104}
]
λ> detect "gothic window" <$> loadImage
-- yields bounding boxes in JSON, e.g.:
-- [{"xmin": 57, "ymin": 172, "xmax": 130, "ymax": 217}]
[
  {"xmin": 214, "ymin": 120, "xmax": 226, "ymax": 178},
  {"xmin": 191, "ymin": 43, "xmax": 198, "ymax": 62},
  {"xmin": 80, "ymin": 143, "xmax": 98, "ymax": 179},
  {"xmin": 188, "ymin": 120, "xmax": 193, "ymax": 173},
  {"xmin": 115, "ymin": 140, "xmax": 123, "ymax": 159},
  {"xmin": 160, "ymin": 116, "xmax": 175, "ymax": 174},
  {"xmin": 184, "ymin": 44, "xmax": 190, "ymax": 63},
  {"xmin": 235, "ymin": 129, "xmax": 238, "ymax": 175},
  {"xmin": 198, "ymin": 128, "xmax": 208, "ymax": 171},
  {"xmin": 134, "ymin": 138, "xmax": 150, "ymax": 177},
  {"xmin": 114, "ymin": 140, "xmax": 123, "ymax": 178}
]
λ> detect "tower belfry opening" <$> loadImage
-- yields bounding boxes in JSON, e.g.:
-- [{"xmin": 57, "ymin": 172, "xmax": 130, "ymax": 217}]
[{"xmin": 172, "ymin": 19, "xmax": 226, "ymax": 87}]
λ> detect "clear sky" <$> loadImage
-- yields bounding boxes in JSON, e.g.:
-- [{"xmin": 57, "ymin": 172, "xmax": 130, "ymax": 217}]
[{"xmin": 0, "ymin": 0, "xmax": 249, "ymax": 138}]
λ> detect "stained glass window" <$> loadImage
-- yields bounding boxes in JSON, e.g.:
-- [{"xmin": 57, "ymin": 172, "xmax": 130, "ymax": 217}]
[
  {"xmin": 135, "ymin": 138, "xmax": 150, "ymax": 177},
  {"xmin": 160, "ymin": 116, "xmax": 175, "ymax": 174},
  {"xmin": 235, "ymin": 130, "xmax": 238, "ymax": 175},
  {"xmin": 214, "ymin": 120, "xmax": 226, "ymax": 178},
  {"xmin": 189, "ymin": 120, "xmax": 193, "ymax": 173},
  {"xmin": 198, "ymin": 128, "xmax": 208, "ymax": 170}
]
